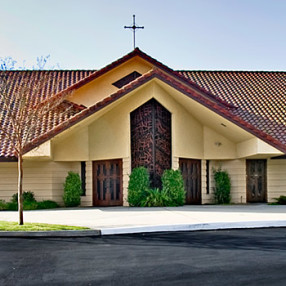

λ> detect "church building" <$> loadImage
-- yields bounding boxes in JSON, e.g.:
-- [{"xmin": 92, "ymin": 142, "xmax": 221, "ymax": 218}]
[{"xmin": 0, "ymin": 49, "xmax": 285, "ymax": 206}]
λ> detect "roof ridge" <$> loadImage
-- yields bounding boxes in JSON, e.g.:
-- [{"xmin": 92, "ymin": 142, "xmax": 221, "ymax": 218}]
[
  {"xmin": 177, "ymin": 70, "xmax": 286, "ymax": 73},
  {"xmin": 0, "ymin": 69, "xmax": 97, "ymax": 72}
]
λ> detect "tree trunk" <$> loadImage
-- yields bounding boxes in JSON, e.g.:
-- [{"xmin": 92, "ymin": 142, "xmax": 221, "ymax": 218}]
[{"xmin": 18, "ymin": 154, "xmax": 24, "ymax": 225}]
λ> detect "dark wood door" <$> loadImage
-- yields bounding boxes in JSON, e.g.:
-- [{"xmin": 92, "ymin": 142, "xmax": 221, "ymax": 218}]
[
  {"xmin": 179, "ymin": 159, "xmax": 201, "ymax": 204},
  {"xmin": 131, "ymin": 99, "xmax": 171, "ymax": 188},
  {"xmin": 93, "ymin": 159, "xmax": 123, "ymax": 206},
  {"xmin": 247, "ymin": 159, "xmax": 267, "ymax": 203}
]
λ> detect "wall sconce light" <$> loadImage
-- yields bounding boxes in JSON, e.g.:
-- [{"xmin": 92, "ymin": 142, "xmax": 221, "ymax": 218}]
[{"xmin": 214, "ymin": 141, "xmax": 222, "ymax": 147}]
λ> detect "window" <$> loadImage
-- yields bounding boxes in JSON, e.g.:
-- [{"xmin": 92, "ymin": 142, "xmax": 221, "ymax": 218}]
[
  {"xmin": 81, "ymin": 161, "xmax": 86, "ymax": 196},
  {"xmin": 112, "ymin": 71, "xmax": 142, "ymax": 88}
]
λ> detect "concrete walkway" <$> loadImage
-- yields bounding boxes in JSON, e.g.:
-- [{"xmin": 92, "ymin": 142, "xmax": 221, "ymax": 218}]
[{"xmin": 1, "ymin": 204, "xmax": 286, "ymax": 235}]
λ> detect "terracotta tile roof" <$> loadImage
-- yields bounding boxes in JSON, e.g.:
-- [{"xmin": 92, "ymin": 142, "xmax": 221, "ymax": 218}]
[
  {"xmin": 22, "ymin": 69, "xmax": 286, "ymax": 155},
  {"xmin": 179, "ymin": 71, "xmax": 286, "ymax": 149},
  {"xmin": 0, "ymin": 50, "xmax": 285, "ymax": 159},
  {"xmin": 0, "ymin": 70, "xmax": 94, "ymax": 158}
]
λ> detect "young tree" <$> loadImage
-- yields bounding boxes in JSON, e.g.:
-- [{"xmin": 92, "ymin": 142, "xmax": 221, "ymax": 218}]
[
  {"xmin": 0, "ymin": 57, "xmax": 17, "ymax": 70},
  {"xmin": 0, "ymin": 71, "xmax": 72, "ymax": 224},
  {"xmin": 0, "ymin": 55, "xmax": 60, "ymax": 71}
]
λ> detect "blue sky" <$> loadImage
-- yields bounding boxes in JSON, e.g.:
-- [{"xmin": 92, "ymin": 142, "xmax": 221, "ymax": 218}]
[{"xmin": 0, "ymin": 0, "xmax": 285, "ymax": 71}]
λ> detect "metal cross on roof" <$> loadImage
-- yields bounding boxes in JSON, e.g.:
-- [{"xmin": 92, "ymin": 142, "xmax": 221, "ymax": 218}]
[{"xmin": 124, "ymin": 15, "xmax": 144, "ymax": 49}]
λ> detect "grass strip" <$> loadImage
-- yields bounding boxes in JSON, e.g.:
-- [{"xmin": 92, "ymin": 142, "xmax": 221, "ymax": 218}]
[{"xmin": 0, "ymin": 221, "xmax": 90, "ymax": 232}]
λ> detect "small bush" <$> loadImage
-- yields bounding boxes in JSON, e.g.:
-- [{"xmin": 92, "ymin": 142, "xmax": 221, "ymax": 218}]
[
  {"xmin": 128, "ymin": 167, "xmax": 150, "ymax": 207},
  {"xmin": 162, "ymin": 169, "xmax": 185, "ymax": 206},
  {"xmin": 23, "ymin": 201, "xmax": 38, "ymax": 210},
  {"xmin": 36, "ymin": 200, "xmax": 59, "ymax": 209},
  {"xmin": 63, "ymin": 171, "xmax": 83, "ymax": 207},
  {"xmin": 274, "ymin": 196, "xmax": 286, "ymax": 205},
  {"xmin": 6, "ymin": 202, "xmax": 18, "ymax": 211},
  {"xmin": 12, "ymin": 191, "xmax": 36, "ymax": 203},
  {"xmin": 0, "ymin": 193, "xmax": 60, "ymax": 211},
  {"xmin": 141, "ymin": 188, "xmax": 169, "ymax": 207},
  {"xmin": 213, "ymin": 168, "xmax": 231, "ymax": 204},
  {"xmin": 0, "ymin": 200, "xmax": 7, "ymax": 210}
]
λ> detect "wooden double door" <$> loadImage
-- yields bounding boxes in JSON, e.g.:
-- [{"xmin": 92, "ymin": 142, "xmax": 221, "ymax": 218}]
[
  {"xmin": 247, "ymin": 159, "xmax": 267, "ymax": 203},
  {"xmin": 179, "ymin": 159, "xmax": 201, "ymax": 204},
  {"xmin": 93, "ymin": 159, "xmax": 123, "ymax": 206}
]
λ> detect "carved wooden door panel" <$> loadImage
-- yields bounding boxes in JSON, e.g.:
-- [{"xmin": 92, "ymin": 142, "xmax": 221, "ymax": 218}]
[
  {"xmin": 131, "ymin": 99, "xmax": 171, "ymax": 188},
  {"xmin": 179, "ymin": 159, "xmax": 201, "ymax": 204},
  {"xmin": 247, "ymin": 159, "xmax": 266, "ymax": 203},
  {"xmin": 93, "ymin": 159, "xmax": 123, "ymax": 206}
]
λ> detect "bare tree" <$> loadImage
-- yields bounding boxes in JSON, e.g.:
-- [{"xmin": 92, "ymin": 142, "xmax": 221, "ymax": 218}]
[
  {"xmin": 0, "ymin": 57, "xmax": 17, "ymax": 70},
  {"xmin": 0, "ymin": 55, "xmax": 60, "ymax": 70},
  {"xmin": 0, "ymin": 71, "xmax": 72, "ymax": 224}
]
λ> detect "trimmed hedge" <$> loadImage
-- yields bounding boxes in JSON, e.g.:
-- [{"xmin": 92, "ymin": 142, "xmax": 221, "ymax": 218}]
[
  {"xmin": 213, "ymin": 168, "xmax": 231, "ymax": 204},
  {"xmin": 162, "ymin": 169, "xmax": 185, "ymax": 206},
  {"xmin": 128, "ymin": 167, "xmax": 186, "ymax": 207},
  {"xmin": 128, "ymin": 167, "xmax": 150, "ymax": 207},
  {"xmin": 11, "ymin": 191, "xmax": 36, "ymax": 203},
  {"xmin": 63, "ymin": 171, "xmax": 83, "ymax": 207},
  {"xmin": 140, "ymin": 188, "xmax": 169, "ymax": 207},
  {"xmin": 0, "ymin": 191, "xmax": 59, "ymax": 211}
]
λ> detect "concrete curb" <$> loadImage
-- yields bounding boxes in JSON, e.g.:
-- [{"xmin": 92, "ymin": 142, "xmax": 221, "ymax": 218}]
[
  {"xmin": 0, "ymin": 230, "xmax": 101, "ymax": 238},
  {"xmin": 1, "ymin": 221, "xmax": 286, "ymax": 237},
  {"xmin": 100, "ymin": 220, "xmax": 286, "ymax": 235}
]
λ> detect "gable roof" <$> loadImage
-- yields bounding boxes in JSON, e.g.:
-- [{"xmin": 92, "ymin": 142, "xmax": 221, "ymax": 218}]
[
  {"xmin": 179, "ymin": 70, "xmax": 286, "ymax": 149},
  {"xmin": 0, "ymin": 70, "xmax": 93, "ymax": 158},
  {"xmin": 0, "ymin": 50, "xmax": 285, "ymax": 159}
]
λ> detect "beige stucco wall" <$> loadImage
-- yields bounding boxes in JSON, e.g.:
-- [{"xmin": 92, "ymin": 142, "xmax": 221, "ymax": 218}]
[
  {"xmin": 0, "ymin": 161, "xmax": 80, "ymax": 205},
  {"xmin": 237, "ymin": 138, "xmax": 283, "ymax": 158},
  {"xmin": 267, "ymin": 159, "xmax": 286, "ymax": 203},
  {"xmin": 204, "ymin": 127, "xmax": 236, "ymax": 159},
  {"xmin": 53, "ymin": 126, "xmax": 89, "ymax": 161},
  {"xmin": 54, "ymin": 81, "xmax": 206, "ymax": 163},
  {"xmin": 68, "ymin": 57, "xmax": 153, "ymax": 107}
]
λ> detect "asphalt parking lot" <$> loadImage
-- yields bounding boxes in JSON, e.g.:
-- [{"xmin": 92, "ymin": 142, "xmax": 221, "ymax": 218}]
[{"xmin": 1, "ymin": 228, "xmax": 286, "ymax": 285}]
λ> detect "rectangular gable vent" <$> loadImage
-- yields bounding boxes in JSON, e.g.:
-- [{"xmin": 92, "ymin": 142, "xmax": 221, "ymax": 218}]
[{"xmin": 112, "ymin": 71, "xmax": 142, "ymax": 88}]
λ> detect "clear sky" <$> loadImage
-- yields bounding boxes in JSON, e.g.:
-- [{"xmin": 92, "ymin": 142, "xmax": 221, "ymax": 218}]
[{"xmin": 0, "ymin": 0, "xmax": 285, "ymax": 71}]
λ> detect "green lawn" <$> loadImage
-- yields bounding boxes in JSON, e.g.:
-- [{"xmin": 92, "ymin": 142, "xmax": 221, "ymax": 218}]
[{"xmin": 0, "ymin": 221, "xmax": 90, "ymax": 231}]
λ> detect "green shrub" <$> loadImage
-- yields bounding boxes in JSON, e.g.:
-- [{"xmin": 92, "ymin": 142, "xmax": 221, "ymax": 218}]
[
  {"xmin": 63, "ymin": 171, "xmax": 83, "ymax": 207},
  {"xmin": 162, "ymin": 169, "xmax": 185, "ymax": 206},
  {"xmin": 0, "ymin": 193, "xmax": 59, "ymax": 211},
  {"xmin": 128, "ymin": 167, "xmax": 150, "ymax": 207},
  {"xmin": 213, "ymin": 168, "xmax": 231, "ymax": 204},
  {"xmin": 36, "ymin": 200, "xmax": 59, "ymax": 209},
  {"xmin": 141, "ymin": 188, "xmax": 169, "ymax": 207},
  {"xmin": 12, "ymin": 191, "xmax": 36, "ymax": 203},
  {"xmin": 23, "ymin": 201, "xmax": 38, "ymax": 210},
  {"xmin": 274, "ymin": 196, "xmax": 286, "ymax": 205},
  {"xmin": 6, "ymin": 202, "xmax": 18, "ymax": 211},
  {"xmin": 0, "ymin": 200, "xmax": 7, "ymax": 210}
]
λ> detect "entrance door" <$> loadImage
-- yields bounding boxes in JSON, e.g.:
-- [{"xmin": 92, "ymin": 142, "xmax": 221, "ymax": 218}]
[
  {"xmin": 93, "ymin": 159, "xmax": 123, "ymax": 206},
  {"xmin": 247, "ymin": 159, "xmax": 267, "ymax": 203},
  {"xmin": 131, "ymin": 99, "xmax": 171, "ymax": 188},
  {"xmin": 179, "ymin": 159, "xmax": 201, "ymax": 204}
]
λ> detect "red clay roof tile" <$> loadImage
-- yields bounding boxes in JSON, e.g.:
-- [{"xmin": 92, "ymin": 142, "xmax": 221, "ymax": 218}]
[{"xmin": 1, "ymin": 51, "xmax": 286, "ymax": 158}]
